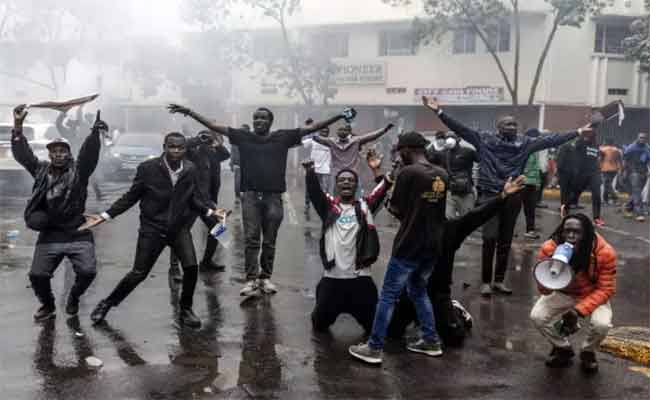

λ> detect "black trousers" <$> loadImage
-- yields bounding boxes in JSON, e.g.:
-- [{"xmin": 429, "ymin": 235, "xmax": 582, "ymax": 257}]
[
  {"xmin": 522, "ymin": 185, "xmax": 538, "ymax": 232},
  {"xmin": 170, "ymin": 214, "xmax": 220, "ymax": 267},
  {"xmin": 602, "ymin": 171, "xmax": 618, "ymax": 203},
  {"xmin": 479, "ymin": 192, "xmax": 522, "ymax": 284},
  {"xmin": 311, "ymin": 276, "xmax": 378, "ymax": 334},
  {"xmin": 572, "ymin": 172, "xmax": 602, "ymax": 219},
  {"xmin": 558, "ymin": 170, "xmax": 574, "ymax": 208},
  {"xmin": 106, "ymin": 229, "xmax": 198, "ymax": 309},
  {"xmin": 536, "ymin": 171, "xmax": 548, "ymax": 204}
]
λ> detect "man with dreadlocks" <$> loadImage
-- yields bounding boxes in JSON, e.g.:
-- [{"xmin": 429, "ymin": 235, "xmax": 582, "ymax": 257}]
[{"xmin": 530, "ymin": 213, "xmax": 617, "ymax": 373}]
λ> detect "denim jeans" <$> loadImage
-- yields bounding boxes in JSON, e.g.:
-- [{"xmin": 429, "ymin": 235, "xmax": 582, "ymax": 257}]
[
  {"xmin": 629, "ymin": 171, "xmax": 647, "ymax": 216},
  {"xmin": 368, "ymin": 256, "xmax": 439, "ymax": 349},
  {"xmin": 242, "ymin": 191, "xmax": 284, "ymax": 280}
]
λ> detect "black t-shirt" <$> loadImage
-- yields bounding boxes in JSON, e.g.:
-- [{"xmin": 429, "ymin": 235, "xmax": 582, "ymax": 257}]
[
  {"xmin": 228, "ymin": 128, "xmax": 303, "ymax": 193},
  {"xmin": 390, "ymin": 162, "xmax": 448, "ymax": 260}
]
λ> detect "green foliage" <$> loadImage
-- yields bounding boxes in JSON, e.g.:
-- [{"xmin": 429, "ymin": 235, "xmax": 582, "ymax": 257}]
[{"xmin": 623, "ymin": 15, "xmax": 650, "ymax": 74}]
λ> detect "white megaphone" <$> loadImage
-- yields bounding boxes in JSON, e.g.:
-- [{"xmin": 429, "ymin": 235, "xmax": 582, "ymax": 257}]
[{"xmin": 534, "ymin": 243, "xmax": 575, "ymax": 290}]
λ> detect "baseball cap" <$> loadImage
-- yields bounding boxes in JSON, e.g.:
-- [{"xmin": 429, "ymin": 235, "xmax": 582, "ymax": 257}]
[
  {"xmin": 397, "ymin": 131, "xmax": 428, "ymax": 150},
  {"xmin": 46, "ymin": 137, "xmax": 71, "ymax": 151}
]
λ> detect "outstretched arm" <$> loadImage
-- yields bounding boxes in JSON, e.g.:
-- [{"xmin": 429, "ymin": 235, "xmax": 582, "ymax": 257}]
[
  {"xmin": 168, "ymin": 104, "xmax": 230, "ymax": 136},
  {"xmin": 311, "ymin": 135, "xmax": 333, "ymax": 148},
  {"xmin": 358, "ymin": 123, "xmax": 394, "ymax": 147},
  {"xmin": 297, "ymin": 111, "xmax": 349, "ymax": 138},
  {"xmin": 11, "ymin": 105, "xmax": 40, "ymax": 177},
  {"xmin": 526, "ymin": 126, "xmax": 590, "ymax": 154},
  {"xmin": 76, "ymin": 112, "xmax": 107, "ymax": 182},
  {"xmin": 303, "ymin": 161, "xmax": 329, "ymax": 221},
  {"xmin": 422, "ymin": 96, "xmax": 482, "ymax": 149}
]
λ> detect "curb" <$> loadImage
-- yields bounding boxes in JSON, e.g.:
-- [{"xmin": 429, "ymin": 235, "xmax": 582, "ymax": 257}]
[
  {"xmin": 600, "ymin": 327, "xmax": 650, "ymax": 366},
  {"xmin": 542, "ymin": 189, "xmax": 629, "ymax": 201}
]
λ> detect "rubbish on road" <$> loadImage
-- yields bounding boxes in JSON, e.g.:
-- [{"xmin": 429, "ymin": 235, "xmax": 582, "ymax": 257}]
[
  {"xmin": 601, "ymin": 326, "xmax": 650, "ymax": 366},
  {"xmin": 74, "ymin": 331, "xmax": 85, "ymax": 338},
  {"xmin": 85, "ymin": 356, "xmax": 103, "ymax": 368}
]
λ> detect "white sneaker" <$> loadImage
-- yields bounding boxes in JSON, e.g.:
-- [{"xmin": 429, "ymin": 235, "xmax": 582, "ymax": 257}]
[
  {"xmin": 240, "ymin": 280, "xmax": 258, "ymax": 296},
  {"xmin": 259, "ymin": 278, "xmax": 278, "ymax": 294}
]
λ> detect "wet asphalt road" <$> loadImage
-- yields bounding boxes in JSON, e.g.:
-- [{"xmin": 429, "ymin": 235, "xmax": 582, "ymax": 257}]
[{"xmin": 1, "ymin": 166, "xmax": 649, "ymax": 400}]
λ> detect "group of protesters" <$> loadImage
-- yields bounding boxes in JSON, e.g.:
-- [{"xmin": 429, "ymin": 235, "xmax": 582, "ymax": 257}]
[{"xmin": 10, "ymin": 92, "xmax": 630, "ymax": 374}]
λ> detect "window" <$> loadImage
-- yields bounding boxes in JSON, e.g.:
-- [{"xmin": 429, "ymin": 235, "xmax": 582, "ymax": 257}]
[
  {"xmin": 594, "ymin": 22, "xmax": 630, "ymax": 54},
  {"xmin": 486, "ymin": 23, "xmax": 511, "ymax": 53},
  {"xmin": 379, "ymin": 30, "xmax": 416, "ymax": 56},
  {"xmin": 312, "ymin": 32, "xmax": 349, "ymax": 58},
  {"xmin": 608, "ymin": 88, "xmax": 628, "ymax": 96},
  {"xmin": 453, "ymin": 29, "xmax": 476, "ymax": 54}
]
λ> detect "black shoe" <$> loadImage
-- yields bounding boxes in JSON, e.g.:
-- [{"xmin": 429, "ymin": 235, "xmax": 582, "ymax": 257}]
[
  {"xmin": 200, "ymin": 260, "xmax": 225, "ymax": 272},
  {"xmin": 580, "ymin": 351, "xmax": 598, "ymax": 373},
  {"xmin": 179, "ymin": 308, "xmax": 201, "ymax": 328},
  {"xmin": 34, "ymin": 304, "xmax": 56, "ymax": 322},
  {"xmin": 545, "ymin": 346, "xmax": 574, "ymax": 368},
  {"xmin": 66, "ymin": 295, "xmax": 80, "ymax": 316},
  {"xmin": 91, "ymin": 300, "xmax": 112, "ymax": 324}
]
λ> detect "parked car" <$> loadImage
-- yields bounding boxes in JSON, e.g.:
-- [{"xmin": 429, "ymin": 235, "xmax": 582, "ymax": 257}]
[
  {"xmin": 105, "ymin": 132, "xmax": 163, "ymax": 180},
  {"xmin": 0, "ymin": 123, "xmax": 59, "ymax": 194}
]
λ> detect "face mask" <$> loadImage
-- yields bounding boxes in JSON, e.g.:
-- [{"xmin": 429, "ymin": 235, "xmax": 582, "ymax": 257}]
[
  {"xmin": 445, "ymin": 137, "xmax": 456, "ymax": 149},
  {"xmin": 435, "ymin": 139, "xmax": 445, "ymax": 148}
]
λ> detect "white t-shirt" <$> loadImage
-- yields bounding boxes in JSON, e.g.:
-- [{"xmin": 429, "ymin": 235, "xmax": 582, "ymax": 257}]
[
  {"xmin": 303, "ymin": 138, "xmax": 331, "ymax": 175},
  {"xmin": 324, "ymin": 203, "xmax": 371, "ymax": 279}
]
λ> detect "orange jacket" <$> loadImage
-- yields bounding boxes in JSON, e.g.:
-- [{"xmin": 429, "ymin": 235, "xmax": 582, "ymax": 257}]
[{"xmin": 537, "ymin": 233, "xmax": 617, "ymax": 316}]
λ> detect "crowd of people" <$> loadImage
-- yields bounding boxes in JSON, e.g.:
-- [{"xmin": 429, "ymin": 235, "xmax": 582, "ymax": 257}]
[{"xmin": 10, "ymin": 93, "xmax": 639, "ymax": 373}]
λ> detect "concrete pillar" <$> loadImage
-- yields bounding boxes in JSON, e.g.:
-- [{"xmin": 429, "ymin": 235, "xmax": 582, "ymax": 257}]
[
  {"xmin": 589, "ymin": 56, "xmax": 600, "ymax": 105},
  {"xmin": 640, "ymin": 73, "xmax": 649, "ymax": 107},
  {"xmin": 631, "ymin": 61, "xmax": 640, "ymax": 105},
  {"xmin": 538, "ymin": 103, "xmax": 546, "ymax": 131},
  {"xmin": 599, "ymin": 57, "xmax": 608, "ymax": 106}
]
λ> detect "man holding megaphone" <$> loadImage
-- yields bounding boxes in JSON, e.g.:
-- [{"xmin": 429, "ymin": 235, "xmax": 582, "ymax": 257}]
[{"xmin": 530, "ymin": 214, "xmax": 617, "ymax": 373}]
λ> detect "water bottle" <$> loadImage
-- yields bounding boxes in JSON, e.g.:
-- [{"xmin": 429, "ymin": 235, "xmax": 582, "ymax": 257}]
[
  {"xmin": 209, "ymin": 220, "xmax": 230, "ymax": 249},
  {"xmin": 5, "ymin": 230, "xmax": 19, "ymax": 249}
]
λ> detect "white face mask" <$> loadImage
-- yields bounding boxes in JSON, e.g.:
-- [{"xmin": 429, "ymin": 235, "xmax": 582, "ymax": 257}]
[
  {"xmin": 445, "ymin": 137, "xmax": 457, "ymax": 149},
  {"xmin": 435, "ymin": 138, "xmax": 445, "ymax": 149}
]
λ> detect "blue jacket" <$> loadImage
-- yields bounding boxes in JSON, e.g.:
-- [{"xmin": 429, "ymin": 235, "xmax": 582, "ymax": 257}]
[
  {"xmin": 623, "ymin": 142, "xmax": 650, "ymax": 172},
  {"xmin": 438, "ymin": 111, "xmax": 578, "ymax": 194}
]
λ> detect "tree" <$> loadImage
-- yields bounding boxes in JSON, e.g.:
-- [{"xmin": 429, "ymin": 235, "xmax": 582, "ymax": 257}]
[
  {"xmin": 383, "ymin": 0, "xmax": 603, "ymax": 106},
  {"xmin": 241, "ymin": 0, "xmax": 337, "ymax": 105},
  {"xmin": 623, "ymin": 1, "xmax": 649, "ymax": 75},
  {"xmin": 0, "ymin": 0, "xmax": 131, "ymax": 96}
]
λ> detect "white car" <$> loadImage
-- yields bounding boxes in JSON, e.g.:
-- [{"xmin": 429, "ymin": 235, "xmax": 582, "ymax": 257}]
[{"xmin": 0, "ymin": 123, "xmax": 59, "ymax": 193}]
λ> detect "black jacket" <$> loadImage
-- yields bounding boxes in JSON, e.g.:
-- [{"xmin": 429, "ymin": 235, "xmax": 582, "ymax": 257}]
[
  {"xmin": 426, "ymin": 145, "xmax": 478, "ymax": 193},
  {"xmin": 12, "ymin": 127, "xmax": 101, "ymax": 232},
  {"xmin": 438, "ymin": 111, "xmax": 577, "ymax": 194},
  {"xmin": 306, "ymin": 168, "xmax": 391, "ymax": 270},
  {"xmin": 104, "ymin": 156, "xmax": 211, "ymax": 237},
  {"xmin": 186, "ymin": 137, "xmax": 230, "ymax": 206}
]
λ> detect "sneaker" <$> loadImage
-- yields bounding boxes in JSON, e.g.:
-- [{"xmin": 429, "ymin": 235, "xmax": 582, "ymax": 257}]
[
  {"xmin": 636, "ymin": 215, "xmax": 646, "ymax": 222},
  {"xmin": 259, "ymin": 278, "xmax": 278, "ymax": 294},
  {"xmin": 34, "ymin": 304, "xmax": 56, "ymax": 322},
  {"xmin": 407, "ymin": 338, "xmax": 443, "ymax": 357},
  {"xmin": 580, "ymin": 350, "xmax": 598, "ymax": 373},
  {"xmin": 536, "ymin": 203, "xmax": 548, "ymax": 209},
  {"xmin": 65, "ymin": 295, "xmax": 80, "ymax": 316},
  {"xmin": 492, "ymin": 282, "xmax": 513, "ymax": 295},
  {"xmin": 200, "ymin": 260, "xmax": 226, "ymax": 272},
  {"xmin": 623, "ymin": 210, "xmax": 634, "ymax": 219},
  {"xmin": 480, "ymin": 283, "xmax": 492, "ymax": 297},
  {"xmin": 594, "ymin": 218, "xmax": 606, "ymax": 227},
  {"xmin": 348, "ymin": 342, "xmax": 382, "ymax": 364},
  {"xmin": 179, "ymin": 308, "xmax": 201, "ymax": 329},
  {"xmin": 90, "ymin": 300, "xmax": 112, "ymax": 324},
  {"xmin": 240, "ymin": 280, "xmax": 259, "ymax": 296},
  {"xmin": 545, "ymin": 346, "xmax": 574, "ymax": 368},
  {"xmin": 524, "ymin": 231, "xmax": 540, "ymax": 240}
]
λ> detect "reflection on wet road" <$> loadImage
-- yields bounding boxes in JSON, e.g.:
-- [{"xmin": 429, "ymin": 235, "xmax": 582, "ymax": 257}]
[{"xmin": 1, "ymin": 170, "xmax": 649, "ymax": 399}]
